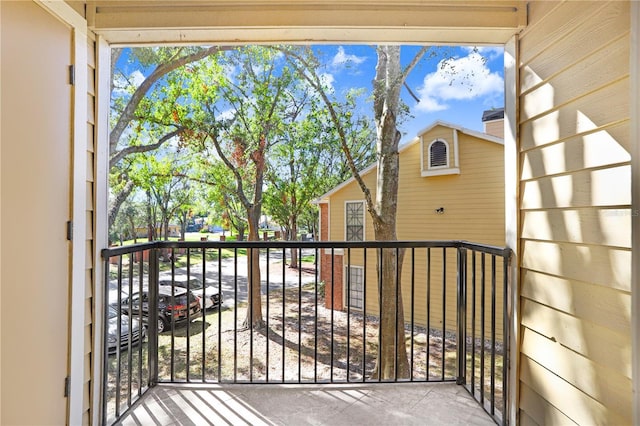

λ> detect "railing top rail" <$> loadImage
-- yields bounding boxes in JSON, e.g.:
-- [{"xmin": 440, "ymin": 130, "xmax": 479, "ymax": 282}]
[
  {"xmin": 102, "ymin": 239, "xmax": 511, "ymax": 259},
  {"xmin": 102, "ymin": 241, "xmax": 157, "ymax": 258},
  {"xmin": 458, "ymin": 241, "xmax": 512, "ymax": 258}
]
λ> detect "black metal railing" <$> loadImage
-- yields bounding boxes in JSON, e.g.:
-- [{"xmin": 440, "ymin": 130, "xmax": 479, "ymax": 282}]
[{"xmin": 102, "ymin": 240, "xmax": 510, "ymax": 425}]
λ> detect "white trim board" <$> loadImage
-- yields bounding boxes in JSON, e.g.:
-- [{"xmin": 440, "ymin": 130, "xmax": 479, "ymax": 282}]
[
  {"xmin": 504, "ymin": 35, "xmax": 519, "ymax": 426},
  {"xmin": 33, "ymin": 1, "xmax": 88, "ymax": 425},
  {"xmin": 92, "ymin": 34, "xmax": 111, "ymax": 426},
  {"xmin": 630, "ymin": 3, "xmax": 640, "ymax": 425}
]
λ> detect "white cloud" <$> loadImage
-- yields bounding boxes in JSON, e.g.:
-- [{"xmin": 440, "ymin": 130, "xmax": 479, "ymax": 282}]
[
  {"xmin": 331, "ymin": 47, "xmax": 366, "ymax": 69},
  {"xmin": 319, "ymin": 72, "xmax": 336, "ymax": 92},
  {"xmin": 218, "ymin": 108, "xmax": 236, "ymax": 121},
  {"xmin": 112, "ymin": 70, "xmax": 146, "ymax": 95},
  {"xmin": 416, "ymin": 52, "xmax": 503, "ymax": 112},
  {"xmin": 129, "ymin": 70, "xmax": 145, "ymax": 87},
  {"xmin": 462, "ymin": 46, "xmax": 503, "ymax": 61}
]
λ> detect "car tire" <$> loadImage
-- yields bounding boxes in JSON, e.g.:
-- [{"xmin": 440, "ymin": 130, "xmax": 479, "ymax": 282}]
[{"xmin": 157, "ymin": 317, "xmax": 167, "ymax": 333}]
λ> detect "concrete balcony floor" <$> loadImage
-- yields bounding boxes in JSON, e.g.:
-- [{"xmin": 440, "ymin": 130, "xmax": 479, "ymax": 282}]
[{"xmin": 116, "ymin": 382, "xmax": 496, "ymax": 425}]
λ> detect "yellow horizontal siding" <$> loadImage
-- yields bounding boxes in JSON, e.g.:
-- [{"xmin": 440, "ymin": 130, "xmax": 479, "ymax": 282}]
[
  {"xmin": 521, "ymin": 270, "xmax": 630, "ymax": 334},
  {"xmin": 521, "ymin": 240, "xmax": 630, "ymax": 291},
  {"xmin": 327, "ymin": 127, "xmax": 505, "ymax": 340},
  {"xmin": 519, "ymin": 1, "xmax": 606, "ymax": 66},
  {"xmin": 350, "ymin": 248, "xmax": 506, "ymax": 341},
  {"xmin": 521, "ymin": 297, "xmax": 631, "ymax": 378},
  {"xmin": 521, "ymin": 165, "xmax": 631, "ymax": 210},
  {"xmin": 521, "ymin": 123, "xmax": 630, "ymax": 181},
  {"xmin": 520, "ymin": 1, "xmax": 627, "ymax": 93},
  {"xmin": 521, "ymin": 208, "xmax": 631, "ymax": 248},
  {"xmin": 519, "ymin": 382, "xmax": 579, "ymax": 426},
  {"xmin": 522, "ymin": 35, "xmax": 629, "ymax": 121},
  {"xmin": 521, "ymin": 327, "xmax": 632, "ymax": 416},
  {"xmin": 516, "ymin": 1, "xmax": 633, "ymax": 395},
  {"xmin": 520, "ymin": 77, "xmax": 630, "ymax": 151},
  {"xmin": 520, "ymin": 355, "xmax": 629, "ymax": 425},
  {"xmin": 330, "ymin": 132, "xmax": 504, "ymax": 245}
]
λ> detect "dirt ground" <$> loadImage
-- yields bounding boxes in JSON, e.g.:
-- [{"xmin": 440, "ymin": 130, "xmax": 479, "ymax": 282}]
[
  {"xmin": 106, "ymin": 263, "xmax": 503, "ymax": 421},
  {"xmin": 157, "ymin": 268, "xmax": 462, "ymax": 384}
]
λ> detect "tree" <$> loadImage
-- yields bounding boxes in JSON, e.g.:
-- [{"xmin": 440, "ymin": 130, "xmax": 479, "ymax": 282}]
[
  {"xmin": 108, "ymin": 46, "xmax": 227, "ymax": 230},
  {"xmin": 264, "ymin": 88, "xmax": 375, "ymax": 267},
  {"xmin": 197, "ymin": 160, "xmax": 249, "ymax": 241},
  {"xmin": 283, "ymin": 45, "xmax": 429, "ymax": 379},
  {"xmin": 111, "ymin": 199, "xmax": 145, "ymax": 245},
  {"xmin": 263, "ymin": 90, "xmax": 317, "ymax": 267},
  {"xmin": 298, "ymin": 205, "xmax": 319, "ymax": 239},
  {"xmin": 117, "ymin": 143, "xmax": 195, "ymax": 244},
  {"xmin": 183, "ymin": 46, "xmax": 297, "ymax": 328}
]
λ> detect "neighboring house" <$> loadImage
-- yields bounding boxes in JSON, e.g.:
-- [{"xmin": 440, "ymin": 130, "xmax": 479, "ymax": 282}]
[
  {"xmin": 482, "ymin": 107, "xmax": 505, "ymax": 139},
  {"xmin": 315, "ymin": 116, "xmax": 505, "ymax": 335},
  {"xmin": 134, "ymin": 224, "xmax": 181, "ymax": 239},
  {"xmin": 1, "ymin": 2, "xmax": 638, "ymax": 426}
]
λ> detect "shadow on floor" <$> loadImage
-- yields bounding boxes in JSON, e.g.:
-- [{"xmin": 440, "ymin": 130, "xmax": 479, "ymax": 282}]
[{"xmin": 116, "ymin": 382, "xmax": 496, "ymax": 426}]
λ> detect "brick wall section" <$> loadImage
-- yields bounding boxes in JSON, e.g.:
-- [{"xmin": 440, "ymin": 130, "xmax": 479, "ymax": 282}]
[{"xmin": 319, "ymin": 203, "xmax": 344, "ymax": 310}]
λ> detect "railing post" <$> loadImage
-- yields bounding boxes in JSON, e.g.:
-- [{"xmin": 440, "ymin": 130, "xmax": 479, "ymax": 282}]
[
  {"xmin": 148, "ymin": 246, "xmax": 159, "ymax": 386},
  {"xmin": 502, "ymin": 248, "xmax": 511, "ymax": 426},
  {"xmin": 101, "ymin": 254, "xmax": 110, "ymax": 426},
  {"xmin": 456, "ymin": 246, "xmax": 467, "ymax": 385}
]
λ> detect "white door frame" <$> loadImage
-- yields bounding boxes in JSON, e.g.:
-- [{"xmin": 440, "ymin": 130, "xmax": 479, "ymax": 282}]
[{"xmin": 33, "ymin": 2, "xmax": 87, "ymax": 425}]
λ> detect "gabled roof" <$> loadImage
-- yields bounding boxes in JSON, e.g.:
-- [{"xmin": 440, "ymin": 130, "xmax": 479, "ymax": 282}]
[
  {"xmin": 313, "ymin": 120, "xmax": 503, "ymax": 203},
  {"xmin": 482, "ymin": 108, "xmax": 505, "ymax": 122},
  {"xmin": 416, "ymin": 120, "xmax": 503, "ymax": 145}
]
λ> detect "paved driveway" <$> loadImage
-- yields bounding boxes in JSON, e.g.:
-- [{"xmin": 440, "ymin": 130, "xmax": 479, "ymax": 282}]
[{"xmin": 108, "ymin": 249, "xmax": 317, "ymax": 306}]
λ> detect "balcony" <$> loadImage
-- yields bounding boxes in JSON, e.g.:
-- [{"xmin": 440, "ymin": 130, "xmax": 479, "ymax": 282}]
[{"xmin": 102, "ymin": 240, "xmax": 510, "ymax": 425}]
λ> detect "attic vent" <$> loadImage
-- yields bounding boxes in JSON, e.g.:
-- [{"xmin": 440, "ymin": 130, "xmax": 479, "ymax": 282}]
[
  {"xmin": 430, "ymin": 140, "xmax": 448, "ymax": 168},
  {"xmin": 421, "ymin": 136, "xmax": 459, "ymax": 177}
]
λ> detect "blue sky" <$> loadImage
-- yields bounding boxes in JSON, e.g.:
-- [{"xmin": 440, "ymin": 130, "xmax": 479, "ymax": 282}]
[
  {"xmin": 116, "ymin": 45, "xmax": 504, "ymax": 145},
  {"xmin": 310, "ymin": 45, "xmax": 505, "ymax": 144}
]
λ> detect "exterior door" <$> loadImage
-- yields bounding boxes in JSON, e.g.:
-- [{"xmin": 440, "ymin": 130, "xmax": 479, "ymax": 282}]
[{"xmin": 1, "ymin": 1, "xmax": 72, "ymax": 424}]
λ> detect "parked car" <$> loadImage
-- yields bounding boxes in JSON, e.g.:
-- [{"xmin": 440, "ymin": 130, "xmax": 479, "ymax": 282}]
[
  {"xmin": 159, "ymin": 277, "xmax": 222, "ymax": 311},
  {"xmin": 107, "ymin": 305, "xmax": 145, "ymax": 355},
  {"xmin": 120, "ymin": 285, "xmax": 202, "ymax": 333}
]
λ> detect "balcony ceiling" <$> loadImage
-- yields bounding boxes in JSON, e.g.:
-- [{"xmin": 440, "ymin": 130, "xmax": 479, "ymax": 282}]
[{"xmin": 82, "ymin": 1, "xmax": 527, "ymax": 45}]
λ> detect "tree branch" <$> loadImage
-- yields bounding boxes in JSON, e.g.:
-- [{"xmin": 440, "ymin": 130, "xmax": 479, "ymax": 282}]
[
  {"xmin": 209, "ymin": 131, "xmax": 253, "ymax": 211},
  {"xmin": 109, "ymin": 46, "xmax": 228, "ymax": 157},
  {"xmin": 108, "ymin": 179, "xmax": 135, "ymax": 229},
  {"xmin": 401, "ymin": 46, "xmax": 430, "ymax": 82},
  {"xmin": 279, "ymin": 47, "xmax": 377, "ymax": 220},
  {"xmin": 403, "ymin": 81, "xmax": 421, "ymax": 103},
  {"xmin": 109, "ymin": 127, "xmax": 184, "ymax": 169}
]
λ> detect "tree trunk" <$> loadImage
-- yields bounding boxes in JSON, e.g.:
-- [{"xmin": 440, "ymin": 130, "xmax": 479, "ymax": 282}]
[
  {"xmin": 108, "ymin": 179, "xmax": 135, "ymax": 230},
  {"xmin": 146, "ymin": 190, "xmax": 154, "ymax": 241},
  {"xmin": 289, "ymin": 219, "xmax": 298, "ymax": 268},
  {"xmin": 243, "ymin": 208, "xmax": 264, "ymax": 329},
  {"xmin": 368, "ymin": 45, "xmax": 410, "ymax": 380},
  {"xmin": 370, "ymin": 222, "xmax": 410, "ymax": 380},
  {"xmin": 128, "ymin": 217, "xmax": 137, "ymax": 244},
  {"xmin": 180, "ymin": 210, "xmax": 187, "ymax": 240},
  {"xmin": 163, "ymin": 218, "xmax": 170, "ymax": 241}
]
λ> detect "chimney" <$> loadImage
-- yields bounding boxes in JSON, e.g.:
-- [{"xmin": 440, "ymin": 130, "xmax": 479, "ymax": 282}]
[{"xmin": 482, "ymin": 108, "xmax": 504, "ymax": 139}]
